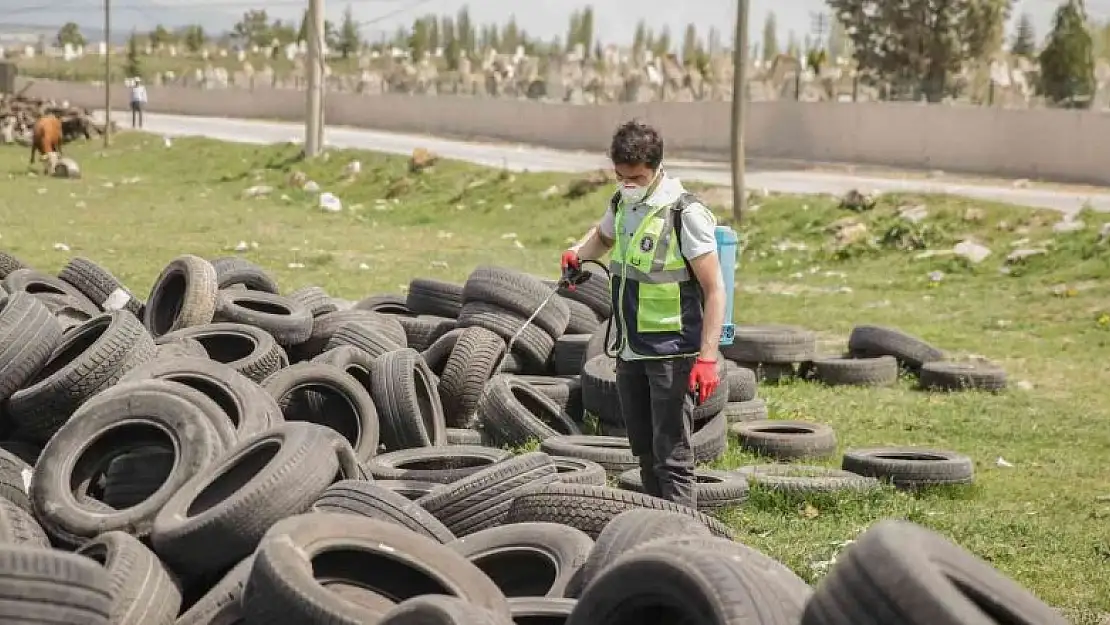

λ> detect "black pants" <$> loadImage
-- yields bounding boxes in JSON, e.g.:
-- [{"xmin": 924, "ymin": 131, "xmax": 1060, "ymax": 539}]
[
  {"xmin": 615, "ymin": 356, "xmax": 696, "ymax": 508},
  {"xmin": 130, "ymin": 102, "xmax": 143, "ymax": 128}
]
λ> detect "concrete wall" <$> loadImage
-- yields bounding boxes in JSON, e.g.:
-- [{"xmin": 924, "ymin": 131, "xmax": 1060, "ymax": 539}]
[{"xmin": 19, "ymin": 78, "xmax": 1110, "ymax": 186}]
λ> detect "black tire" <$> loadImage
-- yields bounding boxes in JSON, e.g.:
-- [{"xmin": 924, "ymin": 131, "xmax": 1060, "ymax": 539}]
[
  {"xmin": 477, "ymin": 375, "xmax": 581, "ymax": 448},
  {"xmin": 151, "ymin": 422, "xmax": 362, "ymax": 581},
  {"xmin": 99, "ymin": 446, "xmax": 175, "ymax": 510},
  {"xmin": 569, "ymin": 541, "xmax": 807, "ymax": 625},
  {"xmin": 736, "ymin": 361, "xmax": 797, "ymax": 384},
  {"xmin": 463, "ymin": 266, "xmax": 570, "ymax": 337},
  {"xmin": 31, "ymin": 379, "xmax": 230, "ymax": 547},
  {"xmin": 287, "ymin": 285, "xmax": 337, "ymax": 317},
  {"xmin": 560, "ymin": 296, "xmax": 601, "ymax": 336},
  {"xmin": 296, "ymin": 309, "xmax": 407, "ymax": 359},
  {"xmin": 160, "ymin": 322, "xmax": 288, "ymax": 383},
  {"xmin": 210, "ymin": 257, "xmax": 280, "ymax": 294},
  {"xmin": 0, "ymin": 292, "xmax": 63, "ymax": 402},
  {"xmin": 175, "ymin": 555, "xmax": 253, "ymax": 625},
  {"xmin": 735, "ymin": 464, "xmax": 882, "ymax": 494},
  {"xmin": 692, "ymin": 411, "xmax": 728, "ymax": 464},
  {"xmin": 438, "ymin": 326, "xmax": 506, "ymax": 427},
  {"xmin": 539, "ymin": 436, "xmax": 637, "ymax": 476},
  {"xmin": 617, "ymin": 468, "xmax": 750, "ymax": 511},
  {"xmin": 406, "ymin": 278, "xmax": 464, "ymax": 319},
  {"xmin": 8, "ymin": 311, "xmax": 156, "ymax": 443},
  {"xmin": 371, "ymin": 349, "xmax": 448, "ymax": 451},
  {"xmin": 76, "ymin": 530, "xmax": 182, "ymax": 625},
  {"xmin": 731, "ymin": 420, "xmax": 838, "ymax": 461},
  {"xmin": 723, "ymin": 361, "xmax": 758, "ymax": 402},
  {"xmin": 0, "ymin": 497, "xmax": 49, "ymax": 547},
  {"xmin": 446, "ymin": 427, "xmax": 483, "ymax": 446},
  {"xmin": 449, "ymin": 522, "xmax": 594, "ymax": 599},
  {"xmin": 311, "ymin": 345, "xmax": 375, "ymax": 398},
  {"xmin": 847, "ymin": 325, "xmax": 945, "ymax": 371},
  {"xmin": 422, "ymin": 328, "xmax": 466, "ymax": 375},
  {"xmin": 397, "ymin": 315, "xmax": 456, "ymax": 352},
  {"xmin": 313, "ymin": 479, "xmax": 455, "ymax": 544},
  {"xmin": 354, "ymin": 293, "xmax": 413, "ymax": 316},
  {"xmin": 57, "ymin": 256, "xmax": 145, "ymax": 317},
  {"xmin": 122, "ymin": 356, "xmax": 283, "ymax": 441},
  {"xmin": 551, "ymin": 456, "xmax": 607, "ymax": 486},
  {"xmin": 721, "ymin": 399, "xmax": 768, "ymax": 423},
  {"xmin": 154, "ymin": 337, "xmax": 208, "ymax": 360},
  {"xmin": 567, "ymin": 508, "xmax": 714, "ymax": 599},
  {"xmin": 0, "ymin": 440, "xmax": 40, "ymax": 467},
  {"xmin": 242, "ymin": 512, "xmax": 513, "ymax": 623},
  {"xmin": 213, "ymin": 290, "xmax": 313, "ymax": 347},
  {"xmin": 0, "ymin": 449, "xmax": 33, "ymax": 514},
  {"xmin": 692, "ymin": 360, "xmax": 729, "ymax": 424},
  {"xmin": 722, "ymin": 325, "xmax": 817, "ymax": 364},
  {"xmin": 144, "ymin": 255, "xmax": 218, "ymax": 337},
  {"xmin": 841, "ymin": 447, "xmax": 975, "ymax": 489},
  {"xmin": 813, "ymin": 355, "xmax": 899, "ymax": 387},
  {"xmin": 325, "ymin": 320, "xmax": 404, "ymax": 359},
  {"xmin": 800, "ymin": 520, "xmax": 1068, "ymax": 625},
  {"xmin": 260, "ymin": 362, "xmax": 380, "ymax": 461},
  {"xmin": 510, "ymin": 597, "xmax": 576, "ymax": 623},
  {"xmin": 919, "ymin": 361, "xmax": 1007, "ymax": 392},
  {"xmin": 3, "ymin": 268, "xmax": 97, "ymax": 310},
  {"xmin": 504, "ymin": 483, "xmax": 733, "ymax": 539},
  {"xmin": 515, "ymin": 375, "xmax": 584, "ymax": 423},
  {"xmin": 416, "ymin": 452, "xmax": 558, "ymax": 537},
  {"xmin": 551, "ymin": 334, "xmax": 591, "ymax": 376},
  {"xmin": 457, "ymin": 301, "xmax": 557, "ymax": 371},
  {"xmin": 376, "ymin": 479, "xmax": 440, "ymax": 500},
  {"xmin": 580, "ymin": 355, "xmax": 620, "ymax": 426},
  {"xmin": 0, "ymin": 543, "xmax": 113, "ymax": 624},
  {"xmin": 366, "ymin": 446, "xmax": 512, "ymax": 484},
  {"xmin": 0, "ymin": 252, "xmax": 28, "ymax": 279},
  {"xmin": 380, "ymin": 595, "xmax": 508, "ymax": 624}
]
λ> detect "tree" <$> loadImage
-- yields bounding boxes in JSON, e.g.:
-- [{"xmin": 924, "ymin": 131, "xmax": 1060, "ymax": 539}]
[
  {"xmin": 828, "ymin": 0, "xmax": 1013, "ymax": 102},
  {"xmin": 1039, "ymin": 0, "xmax": 1095, "ymax": 108},
  {"xmin": 410, "ymin": 17, "xmax": 430, "ymax": 61},
  {"xmin": 55, "ymin": 22, "xmax": 85, "ymax": 48},
  {"xmin": 428, "ymin": 16, "xmax": 440, "ymax": 51},
  {"xmin": 566, "ymin": 10, "xmax": 581, "ymax": 52},
  {"xmin": 580, "ymin": 6, "xmax": 595, "ymax": 57},
  {"xmin": 682, "ymin": 23, "xmax": 699, "ymax": 65},
  {"xmin": 457, "ymin": 5, "xmax": 474, "ymax": 54},
  {"xmin": 149, "ymin": 25, "xmax": 173, "ymax": 48},
  {"xmin": 182, "ymin": 25, "xmax": 206, "ymax": 53},
  {"xmin": 125, "ymin": 31, "xmax": 143, "ymax": 78},
  {"xmin": 653, "ymin": 26, "xmax": 671, "ymax": 56},
  {"xmin": 761, "ymin": 12, "xmax": 778, "ymax": 60},
  {"xmin": 826, "ymin": 14, "xmax": 847, "ymax": 59},
  {"xmin": 1011, "ymin": 12, "xmax": 1036, "ymax": 58},
  {"xmin": 337, "ymin": 5, "xmax": 360, "ymax": 59},
  {"xmin": 441, "ymin": 16, "xmax": 461, "ymax": 69},
  {"xmin": 232, "ymin": 9, "xmax": 270, "ymax": 47},
  {"xmin": 502, "ymin": 15, "xmax": 521, "ymax": 52},
  {"xmin": 632, "ymin": 20, "xmax": 648, "ymax": 56}
]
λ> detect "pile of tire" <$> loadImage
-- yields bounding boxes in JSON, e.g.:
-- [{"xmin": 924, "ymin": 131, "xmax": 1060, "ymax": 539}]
[{"xmin": 0, "ymin": 252, "xmax": 1063, "ymax": 624}]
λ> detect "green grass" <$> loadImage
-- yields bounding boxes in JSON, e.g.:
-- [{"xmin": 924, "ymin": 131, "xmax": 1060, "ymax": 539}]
[{"xmin": 3, "ymin": 132, "xmax": 1109, "ymax": 620}]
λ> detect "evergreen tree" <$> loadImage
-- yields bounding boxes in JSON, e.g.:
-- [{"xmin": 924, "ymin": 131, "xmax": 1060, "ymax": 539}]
[
  {"xmin": 149, "ymin": 25, "xmax": 172, "ymax": 48},
  {"xmin": 441, "ymin": 17, "xmax": 460, "ymax": 68},
  {"xmin": 580, "ymin": 6, "xmax": 595, "ymax": 57},
  {"xmin": 653, "ymin": 26, "xmax": 671, "ymax": 56},
  {"xmin": 337, "ymin": 6, "xmax": 360, "ymax": 59},
  {"xmin": 762, "ymin": 11, "xmax": 778, "ymax": 60},
  {"xmin": 682, "ymin": 23, "xmax": 699, "ymax": 65},
  {"xmin": 502, "ymin": 15, "xmax": 521, "ymax": 52},
  {"xmin": 566, "ymin": 10, "xmax": 581, "ymax": 52},
  {"xmin": 55, "ymin": 22, "xmax": 85, "ymax": 48},
  {"xmin": 457, "ymin": 5, "xmax": 474, "ymax": 54},
  {"xmin": 182, "ymin": 25, "xmax": 206, "ymax": 53},
  {"xmin": 125, "ymin": 31, "xmax": 143, "ymax": 78},
  {"xmin": 409, "ymin": 17, "xmax": 430, "ymax": 61},
  {"xmin": 1011, "ymin": 12, "xmax": 1036, "ymax": 57},
  {"xmin": 633, "ymin": 20, "xmax": 648, "ymax": 56},
  {"xmin": 1038, "ymin": 0, "xmax": 1095, "ymax": 108}
]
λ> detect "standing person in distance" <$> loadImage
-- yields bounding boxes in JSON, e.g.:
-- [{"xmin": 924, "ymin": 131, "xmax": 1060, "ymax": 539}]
[
  {"xmin": 560, "ymin": 120, "xmax": 726, "ymax": 509},
  {"xmin": 129, "ymin": 77, "xmax": 147, "ymax": 129}
]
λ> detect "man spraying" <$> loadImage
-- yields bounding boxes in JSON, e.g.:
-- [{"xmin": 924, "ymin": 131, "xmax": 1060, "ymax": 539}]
[
  {"xmin": 129, "ymin": 77, "xmax": 147, "ymax": 129},
  {"xmin": 561, "ymin": 120, "xmax": 726, "ymax": 509}
]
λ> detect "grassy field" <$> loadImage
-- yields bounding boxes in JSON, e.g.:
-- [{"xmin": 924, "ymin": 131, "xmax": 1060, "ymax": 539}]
[{"xmin": 2, "ymin": 132, "xmax": 1108, "ymax": 620}]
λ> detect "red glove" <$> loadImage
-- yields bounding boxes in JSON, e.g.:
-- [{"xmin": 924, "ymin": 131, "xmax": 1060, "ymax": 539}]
[
  {"xmin": 560, "ymin": 250, "xmax": 581, "ymax": 291},
  {"xmin": 688, "ymin": 358, "xmax": 719, "ymax": 405}
]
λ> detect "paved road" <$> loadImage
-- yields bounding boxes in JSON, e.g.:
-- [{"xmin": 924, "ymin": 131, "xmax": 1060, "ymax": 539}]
[{"xmin": 110, "ymin": 111, "xmax": 1110, "ymax": 215}]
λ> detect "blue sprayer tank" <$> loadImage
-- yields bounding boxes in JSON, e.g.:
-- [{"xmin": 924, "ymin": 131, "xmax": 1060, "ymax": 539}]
[{"xmin": 715, "ymin": 225, "xmax": 738, "ymax": 346}]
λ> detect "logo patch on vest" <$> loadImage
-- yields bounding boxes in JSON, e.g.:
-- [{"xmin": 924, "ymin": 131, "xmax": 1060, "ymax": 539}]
[{"xmin": 639, "ymin": 236, "xmax": 655, "ymax": 253}]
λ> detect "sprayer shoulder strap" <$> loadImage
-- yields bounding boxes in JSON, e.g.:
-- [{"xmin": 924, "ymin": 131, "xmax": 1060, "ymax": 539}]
[{"xmin": 669, "ymin": 192, "xmax": 702, "ymax": 258}]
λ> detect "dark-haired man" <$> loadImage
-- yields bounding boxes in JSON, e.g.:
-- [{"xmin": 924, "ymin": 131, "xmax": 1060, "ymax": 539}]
[{"xmin": 560, "ymin": 120, "xmax": 725, "ymax": 509}]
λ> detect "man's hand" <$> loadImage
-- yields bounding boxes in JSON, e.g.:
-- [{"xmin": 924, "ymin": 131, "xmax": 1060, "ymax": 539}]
[
  {"xmin": 688, "ymin": 357, "xmax": 720, "ymax": 405},
  {"xmin": 560, "ymin": 250, "xmax": 581, "ymax": 290}
]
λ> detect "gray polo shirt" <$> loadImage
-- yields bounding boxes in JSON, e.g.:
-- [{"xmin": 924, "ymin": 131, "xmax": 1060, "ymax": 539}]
[{"xmin": 597, "ymin": 172, "xmax": 718, "ymax": 360}]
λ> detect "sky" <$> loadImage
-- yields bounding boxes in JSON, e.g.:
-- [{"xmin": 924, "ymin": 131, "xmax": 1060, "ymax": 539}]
[{"xmin": 5, "ymin": 0, "xmax": 1109, "ymax": 47}]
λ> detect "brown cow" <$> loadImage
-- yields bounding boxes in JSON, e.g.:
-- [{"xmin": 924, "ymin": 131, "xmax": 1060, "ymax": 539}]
[{"xmin": 29, "ymin": 114, "xmax": 63, "ymax": 175}]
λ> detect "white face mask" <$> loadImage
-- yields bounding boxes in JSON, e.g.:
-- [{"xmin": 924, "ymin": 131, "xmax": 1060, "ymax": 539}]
[{"xmin": 619, "ymin": 184, "xmax": 648, "ymax": 204}]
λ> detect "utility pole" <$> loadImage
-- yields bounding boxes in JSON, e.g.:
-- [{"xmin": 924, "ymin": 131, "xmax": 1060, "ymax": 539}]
[
  {"xmin": 103, "ymin": 0, "xmax": 111, "ymax": 147},
  {"xmin": 729, "ymin": 0, "xmax": 749, "ymax": 225},
  {"xmin": 304, "ymin": 0, "xmax": 324, "ymax": 157}
]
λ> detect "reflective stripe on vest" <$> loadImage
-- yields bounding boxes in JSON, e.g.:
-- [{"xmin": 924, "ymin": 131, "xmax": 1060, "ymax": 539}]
[{"xmin": 607, "ymin": 192, "xmax": 704, "ymax": 359}]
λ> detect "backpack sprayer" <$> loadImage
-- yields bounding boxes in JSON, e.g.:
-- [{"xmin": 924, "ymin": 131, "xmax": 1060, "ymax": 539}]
[{"xmin": 491, "ymin": 225, "xmax": 740, "ymax": 383}]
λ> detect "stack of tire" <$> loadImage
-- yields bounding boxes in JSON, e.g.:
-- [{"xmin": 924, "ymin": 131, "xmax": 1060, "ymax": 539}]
[{"xmin": 0, "ymin": 250, "xmax": 1064, "ymax": 624}]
